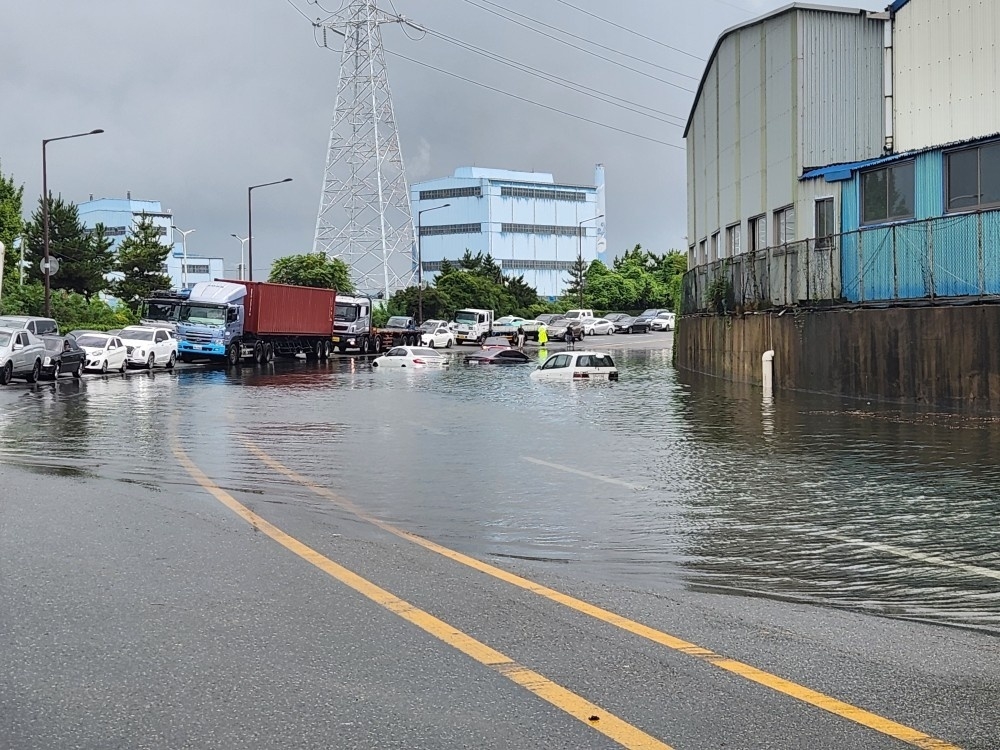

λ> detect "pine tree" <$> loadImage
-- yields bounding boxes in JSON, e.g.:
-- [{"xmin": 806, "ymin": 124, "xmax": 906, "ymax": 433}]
[
  {"xmin": 436, "ymin": 258, "xmax": 456, "ymax": 277},
  {"xmin": 0, "ymin": 163, "xmax": 24, "ymax": 295},
  {"xmin": 24, "ymin": 194, "xmax": 113, "ymax": 299},
  {"xmin": 112, "ymin": 214, "xmax": 173, "ymax": 312},
  {"xmin": 564, "ymin": 255, "xmax": 589, "ymax": 306}
]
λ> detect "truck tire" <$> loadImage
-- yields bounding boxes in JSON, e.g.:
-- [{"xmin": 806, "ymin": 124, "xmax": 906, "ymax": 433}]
[
  {"xmin": 319, "ymin": 340, "xmax": 330, "ymax": 360},
  {"xmin": 372, "ymin": 335, "xmax": 382, "ymax": 354},
  {"xmin": 227, "ymin": 343, "xmax": 241, "ymax": 367},
  {"xmin": 253, "ymin": 341, "xmax": 265, "ymax": 364},
  {"xmin": 360, "ymin": 336, "xmax": 370, "ymax": 355},
  {"xmin": 264, "ymin": 343, "xmax": 273, "ymax": 363}
]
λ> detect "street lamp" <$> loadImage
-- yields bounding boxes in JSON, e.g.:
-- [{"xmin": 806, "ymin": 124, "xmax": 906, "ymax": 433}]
[
  {"xmin": 41, "ymin": 128, "xmax": 104, "ymax": 316},
  {"xmin": 416, "ymin": 203, "xmax": 450, "ymax": 324},
  {"xmin": 576, "ymin": 213, "xmax": 605, "ymax": 307},
  {"xmin": 172, "ymin": 226, "xmax": 196, "ymax": 289},
  {"xmin": 231, "ymin": 233, "xmax": 251, "ymax": 281},
  {"xmin": 247, "ymin": 178, "xmax": 292, "ymax": 281}
]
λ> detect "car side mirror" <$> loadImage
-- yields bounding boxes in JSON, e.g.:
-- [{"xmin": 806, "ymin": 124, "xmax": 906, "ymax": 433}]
[{"xmin": 12, "ymin": 343, "xmax": 22, "ymax": 351}]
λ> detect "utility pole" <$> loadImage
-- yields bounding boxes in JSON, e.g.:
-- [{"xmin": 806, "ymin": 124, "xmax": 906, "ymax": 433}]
[{"xmin": 311, "ymin": 1, "xmax": 415, "ymax": 300}]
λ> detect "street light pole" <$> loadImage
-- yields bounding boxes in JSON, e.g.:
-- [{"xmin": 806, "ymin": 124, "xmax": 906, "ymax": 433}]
[
  {"xmin": 172, "ymin": 227, "xmax": 196, "ymax": 289},
  {"xmin": 41, "ymin": 128, "xmax": 104, "ymax": 316},
  {"xmin": 576, "ymin": 213, "xmax": 605, "ymax": 307},
  {"xmin": 231, "ymin": 234, "xmax": 251, "ymax": 281},
  {"xmin": 416, "ymin": 203, "xmax": 450, "ymax": 324},
  {"xmin": 247, "ymin": 178, "xmax": 292, "ymax": 281}
]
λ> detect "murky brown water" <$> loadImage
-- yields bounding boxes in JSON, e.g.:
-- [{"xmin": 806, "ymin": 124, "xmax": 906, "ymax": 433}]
[{"xmin": 2, "ymin": 337, "xmax": 998, "ymax": 634}]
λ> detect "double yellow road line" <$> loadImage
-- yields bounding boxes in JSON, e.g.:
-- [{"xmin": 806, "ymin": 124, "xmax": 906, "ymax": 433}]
[{"xmin": 171, "ymin": 432, "xmax": 962, "ymax": 750}]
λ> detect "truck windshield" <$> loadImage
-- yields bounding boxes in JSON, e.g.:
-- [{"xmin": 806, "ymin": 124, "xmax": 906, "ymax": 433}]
[
  {"xmin": 142, "ymin": 301, "xmax": 180, "ymax": 323},
  {"xmin": 455, "ymin": 311, "xmax": 478, "ymax": 324},
  {"xmin": 178, "ymin": 304, "xmax": 226, "ymax": 326},
  {"xmin": 335, "ymin": 303, "xmax": 360, "ymax": 322}
]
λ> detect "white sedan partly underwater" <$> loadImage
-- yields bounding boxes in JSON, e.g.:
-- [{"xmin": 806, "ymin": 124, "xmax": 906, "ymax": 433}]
[
  {"xmin": 371, "ymin": 346, "xmax": 447, "ymax": 369},
  {"xmin": 75, "ymin": 333, "xmax": 128, "ymax": 374}
]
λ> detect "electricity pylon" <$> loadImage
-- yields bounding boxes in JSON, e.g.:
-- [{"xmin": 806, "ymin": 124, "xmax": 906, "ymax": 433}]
[{"xmin": 312, "ymin": 0, "xmax": 415, "ymax": 299}]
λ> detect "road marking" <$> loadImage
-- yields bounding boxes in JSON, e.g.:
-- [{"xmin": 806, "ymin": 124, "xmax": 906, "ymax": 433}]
[
  {"xmin": 521, "ymin": 456, "xmax": 643, "ymax": 490},
  {"xmin": 171, "ymin": 439, "xmax": 673, "ymax": 750},
  {"xmin": 819, "ymin": 532, "xmax": 1000, "ymax": 582},
  {"xmin": 246, "ymin": 441, "xmax": 963, "ymax": 750}
]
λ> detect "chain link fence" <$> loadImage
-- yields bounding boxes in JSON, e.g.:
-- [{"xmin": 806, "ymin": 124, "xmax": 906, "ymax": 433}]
[{"xmin": 683, "ymin": 210, "xmax": 1000, "ymax": 314}]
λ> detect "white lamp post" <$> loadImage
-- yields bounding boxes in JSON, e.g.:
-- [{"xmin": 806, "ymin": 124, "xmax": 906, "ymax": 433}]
[
  {"xmin": 172, "ymin": 226, "xmax": 196, "ymax": 290},
  {"xmin": 231, "ymin": 234, "xmax": 251, "ymax": 281}
]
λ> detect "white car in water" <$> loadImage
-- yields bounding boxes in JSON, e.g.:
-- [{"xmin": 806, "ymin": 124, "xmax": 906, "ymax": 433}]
[
  {"xmin": 371, "ymin": 346, "xmax": 447, "ymax": 369},
  {"xmin": 582, "ymin": 318, "xmax": 615, "ymax": 336},
  {"xmin": 530, "ymin": 350, "xmax": 619, "ymax": 381},
  {"xmin": 649, "ymin": 311, "xmax": 676, "ymax": 331},
  {"xmin": 118, "ymin": 326, "xmax": 178, "ymax": 369},
  {"xmin": 0, "ymin": 327, "xmax": 47, "ymax": 385},
  {"xmin": 75, "ymin": 332, "xmax": 128, "ymax": 374}
]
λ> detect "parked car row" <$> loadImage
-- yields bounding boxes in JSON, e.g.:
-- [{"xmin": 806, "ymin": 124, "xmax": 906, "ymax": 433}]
[{"xmin": 0, "ymin": 315, "xmax": 180, "ymax": 386}]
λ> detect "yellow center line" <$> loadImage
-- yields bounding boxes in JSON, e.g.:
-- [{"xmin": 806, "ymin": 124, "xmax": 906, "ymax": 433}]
[
  {"xmin": 243, "ymin": 439, "xmax": 963, "ymax": 750},
  {"xmin": 170, "ymin": 438, "xmax": 673, "ymax": 750}
]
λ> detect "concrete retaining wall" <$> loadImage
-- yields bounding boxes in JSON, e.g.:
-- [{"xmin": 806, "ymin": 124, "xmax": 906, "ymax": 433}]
[{"xmin": 675, "ymin": 306, "xmax": 1000, "ymax": 412}]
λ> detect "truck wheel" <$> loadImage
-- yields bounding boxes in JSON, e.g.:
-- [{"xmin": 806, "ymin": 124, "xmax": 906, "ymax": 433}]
[
  {"xmin": 319, "ymin": 340, "xmax": 330, "ymax": 360},
  {"xmin": 264, "ymin": 343, "xmax": 273, "ymax": 363},
  {"xmin": 360, "ymin": 336, "xmax": 370, "ymax": 355},
  {"xmin": 253, "ymin": 341, "xmax": 265, "ymax": 364},
  {"xmin": 227, "ymin": 343, "xmax": 241, "ymax": 367},
  {"xmin": 372, "ymin": 336, "xmax": 382, "ymax": 354}
]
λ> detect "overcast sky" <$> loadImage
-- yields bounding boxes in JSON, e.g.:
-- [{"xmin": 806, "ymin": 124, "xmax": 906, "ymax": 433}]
[{"xmin": 2, "ymin": 0, "xmax": 875, "ymax": 279}]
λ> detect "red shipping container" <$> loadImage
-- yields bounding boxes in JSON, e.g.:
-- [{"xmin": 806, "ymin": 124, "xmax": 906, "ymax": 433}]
[{"xmin": 225, "ymin": 280, "xmax": 336, "ymax": 337}]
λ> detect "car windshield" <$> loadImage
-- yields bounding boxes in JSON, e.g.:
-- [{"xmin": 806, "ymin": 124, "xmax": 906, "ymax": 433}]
[
  {"xmin": 420, "ymin": 320, "xmax": 442, "ymax": 332},
  {"xmin": 656, "ymin": 312, "xmax": 673, "ymax": 319},
  {"xmin": 0, "ymin": 317, "xmax": 25, "ymax": 329},
  {"xmin": 0, "ymin": 331, "xmax": 11, "ymax": 347},
  {"xmin": 76, "ymin": 334, "xmax": 109, "ymax": 348},
  {"xmin": 386, "ymin": 316, "xmax": 411, "ymax": 328},
  {"xmin": 455, "ymin": 311, "xmax": 478, "ymax": 324},
  {"xmin": 640, "ymin": 309, "xmax": 659, "ymax": 317},
  {"xmin": 43, "ymin": 338, "xmax": 64, "ymax": 352},
  {"xmin": 335, "ymin": 303, "xmax": 360, "ymax": 322},
  {"xmin": 121, "ymin": 329, "xmax": 154, "ymax": 341},
  {"xmin": 179, "ymin": 304, "xmax": 226, "ymax": 325}
]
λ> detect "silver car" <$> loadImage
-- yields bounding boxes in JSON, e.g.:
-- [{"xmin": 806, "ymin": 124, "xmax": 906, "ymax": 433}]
[{"xmin": 0, "ymin": 327, "xmax": 47, "ymax": 385}]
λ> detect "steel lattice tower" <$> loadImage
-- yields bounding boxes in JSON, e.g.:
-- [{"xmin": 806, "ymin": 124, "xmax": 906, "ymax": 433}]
[{"xmin": 313, "ymin": 0, "xmax": 414, "ymax": 299}]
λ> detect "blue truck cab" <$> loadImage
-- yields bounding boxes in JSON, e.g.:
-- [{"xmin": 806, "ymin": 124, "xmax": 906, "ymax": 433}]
[{"xmin": 175, "ymin": 281, "xmax": 246, "ymax": 363}]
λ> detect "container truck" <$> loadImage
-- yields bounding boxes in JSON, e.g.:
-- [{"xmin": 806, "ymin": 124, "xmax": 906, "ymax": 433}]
[
  {"xmin": 331, "ymin": 295, "xmax": 423, "ymax": 354},
  {"xmin": 174, "ymin": 280, "xmax": 336, "ymax": 365},
  {"xmin": 139, "ymin": 288, "xmax": 189, "ymax": 330}
]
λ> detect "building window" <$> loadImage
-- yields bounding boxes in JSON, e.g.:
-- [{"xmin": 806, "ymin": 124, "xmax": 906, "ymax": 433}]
[
  {"xmin": 861, "ymin": 161, "xmax": 914, "ymax": 224},
  {"xmin": 418, "ymin": 223, "xmax": 482, "ymax": 236},
  {"xmin": 698, "ymin": 238, "xmax": 707, "ymax": 265},
  {"xmin": 688, "ymin": 244, "xmax": 696, "ymax": 267},
  {"xmin": 726, "ymin": 223, "xmax": 741, "ymax": 256},
  {"xmin": 422, "ymin": 259, "xmax": 576, "ymax": 272},
  {"xmin": 946, "ymin": 140, "xmax": 1000, "ymax": 212},
  {"xmin": 184, "ymin": 264, "xmax": 210, "ymax": 275},
  {"xmin": 500, "ymin": 186, "xmax": 587, "ymax": 202},
  {"xmin": 711, "ymin": 231, "xmax": 720, "ymax": 261},
  {"xmin": 500, "ymin": 223, "xmax": 583, "ymax": 237},
  {"xmin": 418, "ymin": 187, "xmax": 482, "ymax": 200},
  {"xmin": 749, "ymin": 214, "xmax": 767, "ymax": 252},
  {"xmin": 815, "ymin": 198, "xmax": 835, "ymax": 250},
  {"xmin": 774, "ymin": 205, "xmax": 795, "ymax": 245}
]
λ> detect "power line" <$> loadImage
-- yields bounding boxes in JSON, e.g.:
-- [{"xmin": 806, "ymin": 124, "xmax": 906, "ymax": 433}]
[
  {"xmin": 460, "ymin": 0, "xmax": 698, "ymax": 89},
  {"xmin": 551, "ymin": 0, "xmax": 705, "ymax": 62},
  {"xmin": 385, "ymin": 48, "xmax": 684, "ymax": 150},
  {"xmin": 413, "ymin": 24, "xmax": 687, "ymax": 127}
]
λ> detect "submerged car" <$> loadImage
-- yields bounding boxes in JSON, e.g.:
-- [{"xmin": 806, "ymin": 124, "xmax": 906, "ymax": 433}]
[
  {"xmin": 75, "ymin": 333, "xmax": 128, "ymax": 374},
  {"xmin": 479, "ymin": 335, "xmax": 515, "ymax": 350},
  {"xmin": 40, "ymin": 335, "xmax": 86, "ymax": 379},
  {"xmin": 530, "ymin": 350, "xmax": 619, "ymax": 381},
  {"xmin": 371, "ymin": 346, "xmax": 447, "ymax": 369},
  {"xmin": 464, "ymin": 349, "xmax": 532, "ymax": 365},
  {"xmin": 0, "ymin": 327, "xmax": 47, "ymax": 385},
  {"xmin": 118, "ymin": 326, "xmax": 178, "ymax": 369}
]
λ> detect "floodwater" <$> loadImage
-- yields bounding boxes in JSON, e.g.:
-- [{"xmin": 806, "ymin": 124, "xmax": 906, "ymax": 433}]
[{"xmin": 2, "ymin": 336, "xmax": 999, "ymax": 635}]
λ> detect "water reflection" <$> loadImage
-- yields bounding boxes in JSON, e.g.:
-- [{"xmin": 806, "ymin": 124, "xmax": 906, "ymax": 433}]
[{"xmin": 3, "ymin": 339, "xmax": 998, "ymax": 633}]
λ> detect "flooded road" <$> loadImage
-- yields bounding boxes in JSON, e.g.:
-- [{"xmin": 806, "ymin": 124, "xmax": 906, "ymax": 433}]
[{"xmin": 2, "ymin": 334, "xmax": 998, "ymax": 635}]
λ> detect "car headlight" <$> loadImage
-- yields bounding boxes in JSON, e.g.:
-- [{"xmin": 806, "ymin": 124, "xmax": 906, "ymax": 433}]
[
  {"xmin": 43, "ymin": 356, "xmax": 51, "ymax": 366},
  {"xmin": 138, "ymin": 349, "xmax": 145, "ymax": 357}
]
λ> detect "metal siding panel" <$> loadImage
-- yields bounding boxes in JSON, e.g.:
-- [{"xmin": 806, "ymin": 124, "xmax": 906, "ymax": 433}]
[
  {"xmin": 914, "ymin": 150, "xmax": 944, "ymax": 219},
  {"xmin": 799, "ymin": 11, "xmax": 884, "ymax": 168},
  {"xmin": 895, "ymin": 0, "xmax": 1000, "ymax": 150},
  {"xmin": 765, "ymin": 14, "xmax": 795, "ymax": 213},
  {"xmin": 718, "ymin": 36, "xmax": 740, "ymax": 230},
  {"xmin": 703, "ymin": 68, "xmax": 720, "ymax": 242},
  {"xmin": 739, "ymin": 25, "xmax": 764, "ymax": 217}
]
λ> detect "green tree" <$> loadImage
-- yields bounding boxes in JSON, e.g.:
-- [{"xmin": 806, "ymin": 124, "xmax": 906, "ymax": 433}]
[
  {"xmin": 111, "ymin": 215, "xmax": 173, "ymax": 312},
  {"xmin": 436, "ymin": 258, "xmax": 456, "ymax": 277},
  {"xmin": 269, "ymin": 253, "xmax": 354, "ymax": 292},
  {"xmin": 0, "ymin": 162, "xmax": 24, "ymax": 296},
  {"xmin": 23, "ymin": 194, "xmax": 113, "ymax": 299},
  {"xmin": 564, "ymin": 256, "xmax": 589, "ymax": 306}
]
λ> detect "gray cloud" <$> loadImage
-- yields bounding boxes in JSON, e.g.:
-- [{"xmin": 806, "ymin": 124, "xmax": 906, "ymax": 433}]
[{"xmin": 2, "ymin": 0, "xmax": 872, "ymax": 279}]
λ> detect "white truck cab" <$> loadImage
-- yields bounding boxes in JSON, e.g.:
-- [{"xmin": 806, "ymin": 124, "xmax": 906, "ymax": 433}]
[
  {"xmin": 454, "ymin": 308, "xmax": 494, "ymax": 344},
  {"xmin": 563, "ymin": 309, "xmax": 595, "ymax": 320}
]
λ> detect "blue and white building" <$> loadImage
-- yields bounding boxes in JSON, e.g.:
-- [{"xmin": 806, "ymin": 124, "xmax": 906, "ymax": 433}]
[
  {"xmin": 410, "ymin": 166, "xmax": 607, "ymax": 299},
  {"xmin": 78, "ymin": 196, "xmax": 225, "ymax": 291}
]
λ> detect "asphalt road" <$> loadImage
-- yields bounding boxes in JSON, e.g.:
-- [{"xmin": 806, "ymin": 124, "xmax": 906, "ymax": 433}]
[{"xmin": 2, "ymin": 334, "xmax": 998, "ymax": 749}]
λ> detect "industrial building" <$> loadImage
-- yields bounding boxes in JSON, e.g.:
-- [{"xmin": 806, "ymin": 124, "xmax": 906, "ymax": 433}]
[
  {"xmin": 78, "ymin": 196, "xmax": 225, "ymax": 291},
  {"xmin": 684, "ymin": 0, "xmax": 1000, "ymax": 309},
  {"xmin": 410, "ymin": 166, "xmax": 607, "ymax": 299}
]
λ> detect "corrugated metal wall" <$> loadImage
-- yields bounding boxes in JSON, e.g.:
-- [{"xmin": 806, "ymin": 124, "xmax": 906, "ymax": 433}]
[{"xmin": 894, "ymin": 0, "xmax": 1000, "ymax": 152}]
